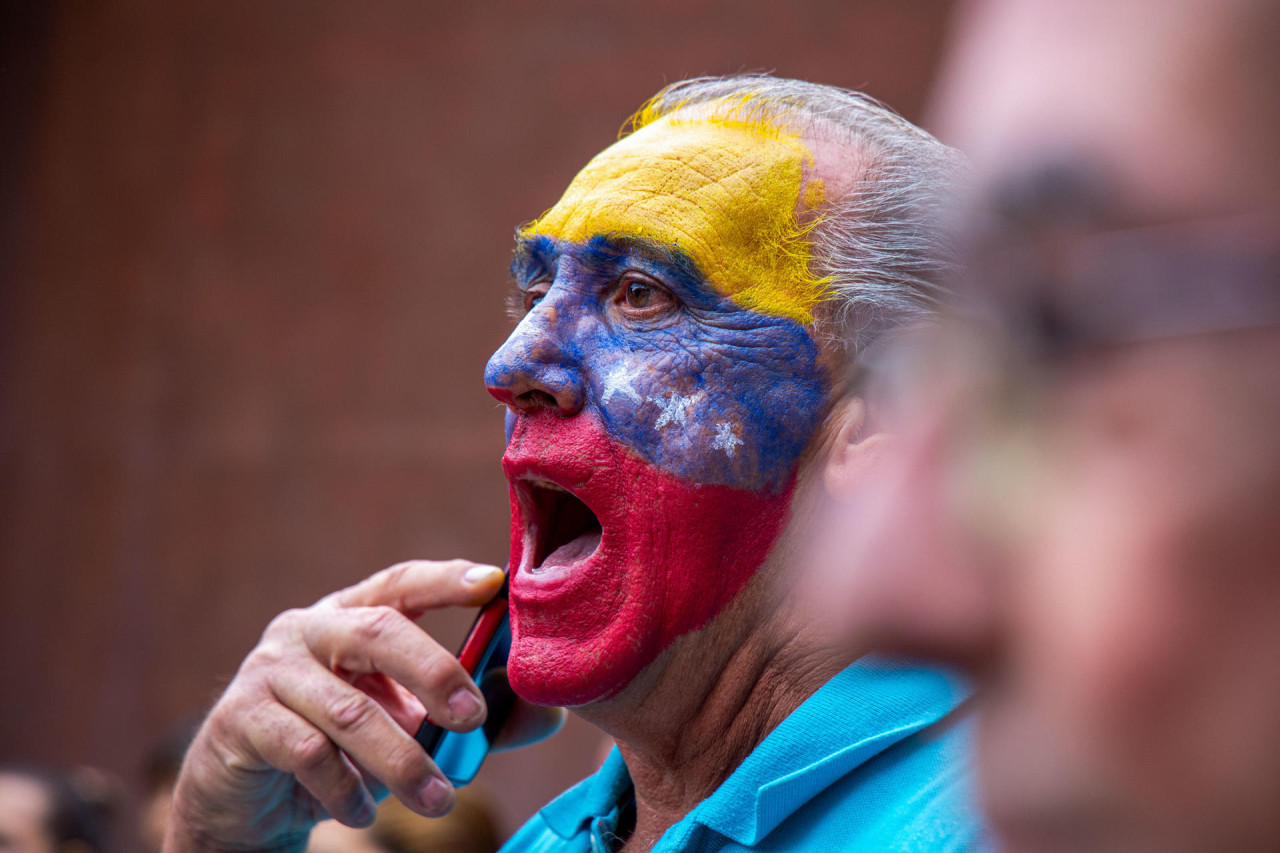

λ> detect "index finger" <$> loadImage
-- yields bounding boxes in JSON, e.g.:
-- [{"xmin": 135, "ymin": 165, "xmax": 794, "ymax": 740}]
[{"xmin": 324, "ymin": 560, "xmax": 505, "ymax": 615}]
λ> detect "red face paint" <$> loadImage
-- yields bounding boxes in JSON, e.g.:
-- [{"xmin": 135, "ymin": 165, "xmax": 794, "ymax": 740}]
[{"xmin": 503, "ymin": 408, "xmax": 794, "ymax": 706}]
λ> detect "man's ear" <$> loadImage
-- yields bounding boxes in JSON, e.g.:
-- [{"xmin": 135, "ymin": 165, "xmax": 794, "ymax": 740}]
[{"xmin": 822, "ymin": 396, "xmax": 895, "ymax": 499}]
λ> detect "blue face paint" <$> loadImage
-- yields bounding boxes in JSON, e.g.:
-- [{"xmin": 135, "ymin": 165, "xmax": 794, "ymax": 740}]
[{"xmin": 485, "ymin": 234, "xmax": 827, "ymax": 493}]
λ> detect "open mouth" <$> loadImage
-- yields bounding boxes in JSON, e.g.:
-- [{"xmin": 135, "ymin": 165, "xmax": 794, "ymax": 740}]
[{"xmin": 521, "ymin": 479, "xmax": 603, "ymax": 574}]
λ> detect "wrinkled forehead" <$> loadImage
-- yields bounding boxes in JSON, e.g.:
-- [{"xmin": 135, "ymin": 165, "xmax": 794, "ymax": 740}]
[{"xmin": 522, "ymin": 115, "xmax": 829, "ymax": 324}]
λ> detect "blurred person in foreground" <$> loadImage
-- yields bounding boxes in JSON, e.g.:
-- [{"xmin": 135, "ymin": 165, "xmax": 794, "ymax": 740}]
[
  {"xmin": 165, "ymin": 75, "xmax": 987, "ymax": 853},
  {"xmin": 807, "ymin": 0, "xmax": 1280, "ymax": 851},
  {"xmin": 0, "ymin": 765, "xmax": 116, "ymax": 853}
]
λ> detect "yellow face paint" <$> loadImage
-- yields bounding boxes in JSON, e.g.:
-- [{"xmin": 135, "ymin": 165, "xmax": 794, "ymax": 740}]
[{"xmin": 523, "ymin": 114, "xmax": 828, "ymax": 324}]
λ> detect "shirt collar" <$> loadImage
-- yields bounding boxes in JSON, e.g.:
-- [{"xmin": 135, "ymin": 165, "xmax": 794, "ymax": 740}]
[
  {"xmin": 538, "ymin": 744, "xmax": 633, "ymax": 839},
  {"xmin": 690, "ymin": 657, "xmax": 970, "ymax": 845},
  {"xmin": 533, "ymin": 658, "xmax": 969, "ymax": 845}
]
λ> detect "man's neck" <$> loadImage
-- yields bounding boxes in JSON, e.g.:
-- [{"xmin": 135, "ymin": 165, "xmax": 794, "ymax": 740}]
[{"xmin": 573, "ymin": 581, "xmax": 857, "ymax": 853}]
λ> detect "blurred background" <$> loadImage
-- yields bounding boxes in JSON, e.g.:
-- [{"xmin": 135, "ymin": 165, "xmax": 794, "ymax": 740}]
[{"xmin": 0, "ymin": 0, "xmax": 955, "ymax": 847}]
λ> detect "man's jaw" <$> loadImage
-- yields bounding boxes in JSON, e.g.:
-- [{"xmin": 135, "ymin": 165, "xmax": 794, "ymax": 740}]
[
  {"xmin": 501, "ymin": 418, "xmax": 623, "ymax": 613},
  {"xmin": 500, "ymin": 411, "xmax": 642, "ymax": 706},
  {"xmin": 500, "ymin": 408, "xmax": 797, "ymax": 707}
]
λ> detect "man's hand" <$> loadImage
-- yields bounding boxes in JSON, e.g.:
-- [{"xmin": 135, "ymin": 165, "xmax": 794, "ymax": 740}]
[{"xmin": 164, "ymin": 559, "xmax": 559, "ymax": 853}]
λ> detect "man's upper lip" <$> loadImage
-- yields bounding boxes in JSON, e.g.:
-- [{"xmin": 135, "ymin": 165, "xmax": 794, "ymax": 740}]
[
  {"xmin": 502, "ymin": 409, "xmax": 615, "ymax": 522},
  {"xmin": 505, "ymin": 458, "xmax": 608, "ymax": 524},
  {"xmin": 504, "ymin": 461, "xmax": 588, "ymax": 496}
]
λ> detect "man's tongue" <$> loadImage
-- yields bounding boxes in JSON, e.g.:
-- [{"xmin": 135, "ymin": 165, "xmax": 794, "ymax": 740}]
[{"xmin": 538, "ymin": 528, "xmax": 602, "ymax": 572}]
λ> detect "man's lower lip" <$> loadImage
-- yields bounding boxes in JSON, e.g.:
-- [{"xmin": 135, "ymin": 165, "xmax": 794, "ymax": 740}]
[
  {"xmin": 526, "ymin": 553, "xmax": 593, "ymax": 576},
  {"xmin": 527, "ymin": 561, "xmax": 585, "ymax": 578},
  {"xmin": 517, "ymin": 539, "xmax": 605, "ymax": 588},
  {"xmin": 510, "ymin": 535, "xmax": 621, "ymax": 646},
  {"xmin": 522, "ymin": 553, "xmax": 596, "ymax": 583}
]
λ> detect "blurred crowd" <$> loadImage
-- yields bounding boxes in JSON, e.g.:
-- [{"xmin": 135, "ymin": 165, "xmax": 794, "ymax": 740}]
[{"xmin": 0, "ymin": 719, "xmax": 501, "ymax": 853}]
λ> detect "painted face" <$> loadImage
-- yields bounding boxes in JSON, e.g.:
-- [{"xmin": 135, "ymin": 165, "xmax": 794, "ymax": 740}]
[{"xmin": 484, "ymin": 114, "xmax": 830, "ymax": 706}]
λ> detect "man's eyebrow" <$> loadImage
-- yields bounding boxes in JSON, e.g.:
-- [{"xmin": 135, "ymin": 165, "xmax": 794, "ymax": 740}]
[
  {"xmin": 510, "ymin": 233, "xmax": 556, "ymax": 284},
  {"xmin": 512, "ymin": 232, "xmax": 707, "ymax": 288},
  {"xmin": 581, "ymin": 234, "xmax": 706, "ymax": 285}
]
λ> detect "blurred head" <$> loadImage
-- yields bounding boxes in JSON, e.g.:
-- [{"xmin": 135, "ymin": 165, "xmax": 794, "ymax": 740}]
[
  {"xmin": 139, "ymin": 716, "xmax": 200, "ymax": 853},
  {"xmin": 810, "ymin": 1, "xmax": 1280, "ymax": 851},
  {"xmin": 0, "ymin": 767, "xmax": 113, "ymax": 853},
  {"xmin": 483, "ymin": 75, "xmax": 962, "ymax": 707},
  {"xmin": 0, "ymin": 772, "xmax": 55, "ymax": 853}
]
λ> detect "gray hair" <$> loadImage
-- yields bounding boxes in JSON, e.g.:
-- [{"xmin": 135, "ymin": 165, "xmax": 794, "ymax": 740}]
[{"xmin": 635, "ymin": 74, "xmax": 967, "ymax": 386}]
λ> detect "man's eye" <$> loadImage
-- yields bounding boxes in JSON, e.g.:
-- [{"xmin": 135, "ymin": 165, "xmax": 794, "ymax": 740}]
[
  {"xmin": 523, "ymin": 284, "xmax": 549, "ymax": 313},
  {"xmin": 613, "ymin": 274, "xmax": 676, "ymax": 320},
  {"xmin": 626, "ymin": 281, "xmax": 653, "ymax": 308}
]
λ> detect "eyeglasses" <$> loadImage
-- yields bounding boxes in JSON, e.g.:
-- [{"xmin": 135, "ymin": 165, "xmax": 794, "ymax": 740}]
[
  {"xmin": 895, "ymin": 161, "xmax": 1280, "ymax": 549},
  {"xmin": 953, "ymin": 160, "xmax": 1280, "ymax": 364}
]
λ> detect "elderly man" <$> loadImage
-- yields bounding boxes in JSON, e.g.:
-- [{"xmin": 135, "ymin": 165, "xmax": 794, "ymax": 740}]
[
  {"xmin": 809, "ymin": 1, "xmax": 1280, "ymax": 851},
  {"xmin": 165, "ymin": 76, "xmax": 983, "ymax": 853}
]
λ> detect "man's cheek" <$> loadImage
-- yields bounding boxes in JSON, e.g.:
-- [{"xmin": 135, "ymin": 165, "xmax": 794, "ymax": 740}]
[{"xmin": 592, "ymin": 334, "xmax": 826, "ymax": 491}]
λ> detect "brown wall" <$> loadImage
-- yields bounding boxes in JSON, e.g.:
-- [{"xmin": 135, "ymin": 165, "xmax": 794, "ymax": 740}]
[{"xmin": 0, "ymin": 0, "xmax": 954, "ymax": 843}]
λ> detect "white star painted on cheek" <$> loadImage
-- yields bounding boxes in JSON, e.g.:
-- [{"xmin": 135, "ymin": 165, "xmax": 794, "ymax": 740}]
[
  {"xmin": 650, "ymin": 393, "xmax": 701, "ymax": 429},
  {"xmin": 712, "ymin": 421, "xmax": 744, "ymax": 457},
  {"xmin": 601, "ymin": 364, "xmax": 643, "ymax": 405}
]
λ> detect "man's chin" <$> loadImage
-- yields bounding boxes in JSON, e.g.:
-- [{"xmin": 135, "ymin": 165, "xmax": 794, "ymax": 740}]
[{"xmin": 506, "ymin": 629, "xmax": 654, "ymax": 707}]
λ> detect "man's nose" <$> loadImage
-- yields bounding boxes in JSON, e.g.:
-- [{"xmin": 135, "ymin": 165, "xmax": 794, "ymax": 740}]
[
  {"xmin": 484, "ymin": 299, "xmax": 587, "ymax": 415},
  {"xmin": 813, "ymin": 397, "xmax": 1001, "ymax": 674},
  {"xmin": 861, "ymin": 403, "xmax": 1002, "ymax": 672}
]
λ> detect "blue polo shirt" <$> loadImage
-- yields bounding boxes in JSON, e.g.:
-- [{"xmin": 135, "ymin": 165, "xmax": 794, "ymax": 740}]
[{"xmin": 501, "ymin": 658, "xmax": 989, "ymax": 852}]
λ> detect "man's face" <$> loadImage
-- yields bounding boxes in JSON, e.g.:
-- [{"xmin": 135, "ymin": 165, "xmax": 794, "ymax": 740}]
[
  {"xmin": 803, "ymin": 1, "xmax": 1280, "ymax": 850},
  {"xmin": 809, "ymin": 290, "xmax": 1280, "ymax": 853},
  {"xmin": 485, "ymin": 113, "xmax": 829, "ymax": 707},
  {"xmin": 981, "ymin": 332, "xmax": 1280, "ymax": 853},
  {"xmin": 869, "ymin": 327, "xmax": 1280, "ymax": 853}
]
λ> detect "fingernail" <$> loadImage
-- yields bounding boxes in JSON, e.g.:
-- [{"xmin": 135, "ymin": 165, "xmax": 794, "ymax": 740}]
[
  {"xmin": 463, "ymin": 565, "xmax": 502, "ymax": 584},
  {"xmin": 449, "ymin": 687, "xmax": 483, "ymax": 721},
  {"xmin": 418, "ymin": 776, "xmax": 453, "ymax": 815}
]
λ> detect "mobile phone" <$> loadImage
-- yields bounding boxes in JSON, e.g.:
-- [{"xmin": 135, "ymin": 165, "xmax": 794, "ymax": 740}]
[{"xmin": 413, "ymin": 573, "xmax": 515, "ymax": 786}]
